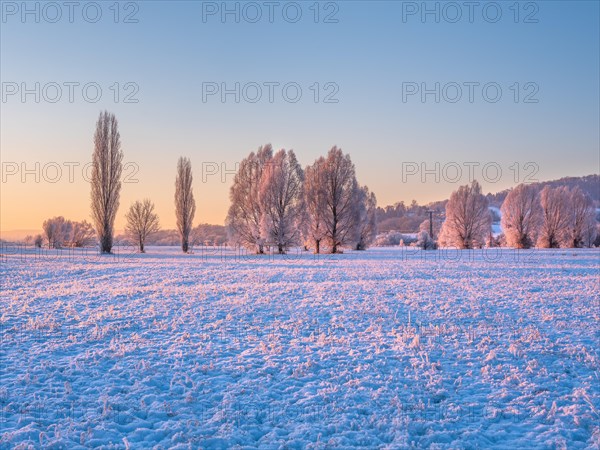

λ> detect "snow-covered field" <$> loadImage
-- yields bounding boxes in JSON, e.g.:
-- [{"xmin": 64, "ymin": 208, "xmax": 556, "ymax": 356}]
[{"xmin": 1, "ymin": 246, "xmax": 599, "ymax": 449}]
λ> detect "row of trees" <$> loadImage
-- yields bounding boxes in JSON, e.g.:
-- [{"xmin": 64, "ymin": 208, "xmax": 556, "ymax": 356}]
[
  {"xmin": 500, "ymin": 183, "xmax": 597, "ymax": 249},
  {"xmin": 39, "ymin": 209, "xmax": 159, "ymax": 252},
  {"xmin": 40, "ymin": 111, "xmax": 205, "ymax": 254},
  {"xmin": 36, "ymin": 111, "xmax": 597, "ymax": 254},
  {"xmin": 40, "ymin": 217, "xmax": 95, "ymax": 248},
  {"xmin": 89, "ymin": 111, "xmax": 193, "ymax": 254},
  {"xmin": 431, "ymin": 180, "xmax": 597, "ymax": 249},
  {"xmin": 226, "ymin": 145, "xmax": 377, "ymax": 254},
  {"xmin": 124, "ymin": 156, "xmax": 223, "ymax": 253},
  {"xmin": 88, "ymin": 141, "xmax": 379, "ymax": 255}
]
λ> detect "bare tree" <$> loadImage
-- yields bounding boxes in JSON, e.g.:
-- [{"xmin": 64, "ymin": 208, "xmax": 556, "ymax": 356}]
[
  {"xmin": 320, "ymin": 147, "xmax": 359, "ymax": 253},
  {"xmin": 71, "ymin": 220, "xmax": 96, "ymax": 247},
  {"xmin": 354, "ymin": 186, "xmax": 378, "ymax": 250},
  {"xmin": 568, "ymin": 186, "xmax": 596, "ymax": 248},
  {"xmin": 91, "ymin": 111, "xmax": 123, "ymax": 253},
  {"xmin": 537, "ymin": 186, "xmax": 571, "ymax": 248},
  {"xmin": 226, "ymin": 144, "xmax": 273, "ymax": 253},
  {"xmin": 439, "ymin": 180, "xmax": 491, "ymax": 249},
  {"xmin": 303, "ymin": 156, "xmax": 327, "ymax": 253},
  {"xmin": 259, "ymin": 149, "xmax": 304, "ymax": 254},
  {"xmin": 34, "ymin": 235, "xmax": 43, "ymax": 248},
  {"xmin": 42, "ymin": 216, "xmax": 69, "ymax": 249},
  {"xmin": 126, "ymin": 199, "xmax": 160, "ymax": 253},
  {"xmin": 175, "ymin": 157, "xmax": 196, "ymax": 253},
  {"xmin": 500, "ymin": 183, "xmax": 541, "ymax": 249}
]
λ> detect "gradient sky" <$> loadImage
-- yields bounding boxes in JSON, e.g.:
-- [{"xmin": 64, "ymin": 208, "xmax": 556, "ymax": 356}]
[{"xmin": 1, "ymin": 0, "xmax": 599, "ymax": 233}]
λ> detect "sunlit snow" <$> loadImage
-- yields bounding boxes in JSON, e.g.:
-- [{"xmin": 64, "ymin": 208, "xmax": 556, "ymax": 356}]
[{"xmin": 1, "ymin": 246, "xmax": 599, "ymax": 448}]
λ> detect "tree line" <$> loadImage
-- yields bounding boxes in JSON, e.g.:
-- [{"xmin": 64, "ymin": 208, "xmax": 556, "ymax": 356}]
[
  {"xmin": 431, "ymin": 180, "xmax": 597, "ymax": 249},
  {"xmin": 33, "ymin": 111, "xmax": 599, "ymax": 253},
  {"xmin": 38, "ymin": 112, "xmax": 377, "ymax": 254},
  {"xmin": 226, "ymin": 144, "xmax": 377, "ymax": 254},
  {"xmin": 500, "ymin": 183, "xmax": 597, "ymax": 249}
]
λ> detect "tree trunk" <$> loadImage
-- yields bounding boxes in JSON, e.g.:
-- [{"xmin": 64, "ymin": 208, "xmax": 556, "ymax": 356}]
[
  {"xmin": 101, "ymin": 235, "xmax": 112, "ymax": 253},
  {"xmin": 278, "ymin": 244, "xmax": 284, "ymax": 254},
  {"xmin": 315, "ymin": 240, "xmax": 320, "ymax": 254},
  {"xmin": 140, "ymin": 238, "xmax": 145, "ymax": 253},
  {"xmin": 182, "ymin": 240, "xmax": 189, "ymax": 253}
]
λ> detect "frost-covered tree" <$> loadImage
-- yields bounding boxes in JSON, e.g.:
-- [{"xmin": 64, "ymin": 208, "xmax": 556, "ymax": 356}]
[
  {"xmin": 42, "ymin": 216, "xmax": 70, "ymax": 249},
  {"xmin": 191, "ymin": 223, "xmax": 228, "ymax": 247},
  {"xmin": 226, "ymin": 144, "xmax": 273, "ymax": 253},
  {"xmin": 34, "ymin": 234, "xmax": 43, "ymax": 248},
  {"xmin": 43, "ymin": 218, "xmax": 95, "ymax": 248},
  {"xmin": 126, "ymin": 199, "xmax": 160, "ymax": 253},
  {"xmin": 42, "ymin": 217, "xmax": 59, "ymax": 248},
  {"xmin": 438, "ymin": 180, "xmax": 491, "ymax": 249},
  {"xmin": 320, "ymin": 147, "xmax": 359, "ymax": 253},
  {"xmin": 303, "ymin": 157, "xmax": 327, "ymax": 253},
  {"xmin": 175, "ymin": 157, "xmax": 196, "ymax": 253},
  {"xmin": 91, "ymin": 111, "xmax": 123, "ymax": 254},
  {"xmin": 416, "ymin": 230, "xmax": 435, "ymax": 250},
  {"xmin": 71, "ymin": 220, "xmax": 96, "ymax": 247},
  {"xmin": 42, "ymin": 219, "xmax": 57, "ymax": 248},
  {"xmin": 568, "ymin": 186, "xmax": 596, "ymax": 248},
  {"xmin": 500, "ymin": 183, "xmax": 541, "ymax": 249},
  {"xmin": 259, "ymin": 149, "xmax": 304, "ymax": 254},
  {"xmin": 374, "ymin": 231, "xmax": 407, "ymax": 247},
  {"xmin": 354, "ymin": 186, "xmax": 377, "ymax": 250},
  {"xmin": 536, "ymin": 186, "xmax": 571, "ymax": 248}
]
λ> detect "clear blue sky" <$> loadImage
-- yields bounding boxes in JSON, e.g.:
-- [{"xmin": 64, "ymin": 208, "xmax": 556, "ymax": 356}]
[{"xmin": 1, "ymin": 1, "xmax": 599, "ymax": 230}]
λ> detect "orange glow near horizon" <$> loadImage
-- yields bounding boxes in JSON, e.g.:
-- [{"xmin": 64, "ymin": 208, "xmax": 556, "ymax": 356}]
[{"xmin": 2, "ymin": 153, "xmax": 595, "ymax": 237}]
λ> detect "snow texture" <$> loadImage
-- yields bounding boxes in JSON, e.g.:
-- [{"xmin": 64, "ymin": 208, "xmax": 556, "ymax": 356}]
[{"xmin": 1, "ymin": 246, "xmax": 599, "ymax": 448}]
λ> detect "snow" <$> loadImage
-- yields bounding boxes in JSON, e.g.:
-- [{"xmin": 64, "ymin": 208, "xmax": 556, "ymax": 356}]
[{"xmin": 1, "ymin": 246, "xmax": 599, "ymax": 448}]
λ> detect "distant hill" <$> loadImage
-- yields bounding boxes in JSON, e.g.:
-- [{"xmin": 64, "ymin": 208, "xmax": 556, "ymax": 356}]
[{"xmin": 485, "ymin": 174, "xmax": 600, "ymax": 207}]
